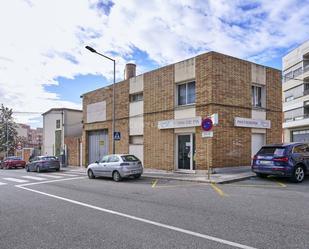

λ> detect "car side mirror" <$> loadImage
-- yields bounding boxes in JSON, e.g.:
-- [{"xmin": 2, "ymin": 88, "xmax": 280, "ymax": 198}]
[{"xmin": 95, "ymin": 161, "xmax": 99, "ymax": 164}]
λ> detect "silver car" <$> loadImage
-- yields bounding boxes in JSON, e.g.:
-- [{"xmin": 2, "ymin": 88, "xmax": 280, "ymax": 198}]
[{"xmin": 87, "ymin": 154, "xmax": 143, "ymax": 181}]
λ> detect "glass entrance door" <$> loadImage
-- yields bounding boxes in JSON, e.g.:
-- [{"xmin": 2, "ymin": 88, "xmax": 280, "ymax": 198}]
[{"xmin": 177, "ymin": 134, "xmax": 194, "ymax": 170}]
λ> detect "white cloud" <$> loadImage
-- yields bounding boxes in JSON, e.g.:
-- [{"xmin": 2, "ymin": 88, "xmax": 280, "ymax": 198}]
[{"xmin": 0, "ymin": 0, "xmax": 308, "ymax": 127}]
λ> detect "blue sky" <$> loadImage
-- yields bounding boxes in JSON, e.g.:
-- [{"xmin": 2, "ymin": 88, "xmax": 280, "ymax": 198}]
[{"xmin": 0, "ymin": 0, "xmax": 309, "ymax": 127}]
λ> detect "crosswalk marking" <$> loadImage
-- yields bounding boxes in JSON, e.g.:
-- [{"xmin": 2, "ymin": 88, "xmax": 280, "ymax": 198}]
[
  {"xmin": 0, "ymin": 182, "xmax": 7, "ymax": 186},
  {"xmin": 38, "ymin": 174, "xmax": 63, "ymax": 179},
  {"xmin": 3, "ymin": 178, "xmax": 29, "ymax": 183},
  {"xmin": 51, "ymin": 173, "xmax": 78, "ymax": 177},
  {"xmin": 21, "ymin": 176, "xmax": 47, "ymax": 181}
]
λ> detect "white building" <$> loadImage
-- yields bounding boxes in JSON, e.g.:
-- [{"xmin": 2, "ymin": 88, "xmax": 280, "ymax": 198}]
[
  {"xmin": 42, "ymin": 108, "xmax": 82, "ymax": 157},
  {"xmin": 283, "ymin": 40, "xmax": 309, "ymax": 142}
]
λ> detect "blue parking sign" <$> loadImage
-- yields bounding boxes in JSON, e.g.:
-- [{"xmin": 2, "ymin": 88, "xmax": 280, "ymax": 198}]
[{"xmin": 114, "ymin": 132, "xmax": 121, "ymax": 141}]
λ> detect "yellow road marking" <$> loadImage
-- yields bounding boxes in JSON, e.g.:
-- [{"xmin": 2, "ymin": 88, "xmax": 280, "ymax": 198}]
[
  {"xmin": 274, "ymin": 180, "xmax": 287, "ymax": 188},
  {"xmin": 155, "ymin": 183, "xmax": 209, "ymax": 189},
  {"xmin": 228, "ymin": 184, "xmax": 285, "ymax": 188},
  {"xmin": 210, "ymin": 183, "xmax": 227, "ymax": 197},
  {"xmin": 151, "ymin": 179, "xmax": 158, "ymax": 188}
]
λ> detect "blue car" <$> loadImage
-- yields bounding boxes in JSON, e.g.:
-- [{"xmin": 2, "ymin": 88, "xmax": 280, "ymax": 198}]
[{"xmin": 252, "ymin": 143, "xmax": 309, "ymax": 183}]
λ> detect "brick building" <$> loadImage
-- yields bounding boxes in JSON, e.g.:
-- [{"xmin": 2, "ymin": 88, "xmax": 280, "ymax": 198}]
[{"xmin": 81, "ymin": 51, "xmax": 282, "ymax": 171}]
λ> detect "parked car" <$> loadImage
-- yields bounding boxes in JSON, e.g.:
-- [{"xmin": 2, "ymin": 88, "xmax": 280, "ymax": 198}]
[
  {"xmin": 26, "ymin": 156, "xmax": 60, "ymax": 173},
  {"xmin": 87, "ymin": 154, "xmax": 143, "ymax": 182},
  {"xmin": 0, "ymin": 156, "xmax": 26, "ymax": 169},
  {"xmin": 252, "ymin": 143, "xmax": 309, "ymax": 183}
]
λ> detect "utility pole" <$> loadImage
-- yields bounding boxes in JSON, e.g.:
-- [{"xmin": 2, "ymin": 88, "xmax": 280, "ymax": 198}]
[{"xmin": 6, "ymin": 117, "xmax": 8, "ymax": 157}]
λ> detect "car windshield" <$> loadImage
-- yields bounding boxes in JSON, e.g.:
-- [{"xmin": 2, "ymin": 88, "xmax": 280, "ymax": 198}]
[
  {"xmin": 257, "ymin": 147, "xmax": 285, "ymax": 156},
  {"xmin": 6, "ymin": 156, "xmax": 22, "ymax": 160},
  {"xmin": 41, "ymin": 156, "xmax": 57, "ymax": 161},
  {"xmin": 121, "ymin": 155, "xmax": 139, "ymax": 162}
]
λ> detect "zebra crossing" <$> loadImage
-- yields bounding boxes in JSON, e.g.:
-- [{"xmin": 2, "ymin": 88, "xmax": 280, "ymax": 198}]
[{"xmin": 0, "ymin": 172, "xmax": 81, "ymax": 186}]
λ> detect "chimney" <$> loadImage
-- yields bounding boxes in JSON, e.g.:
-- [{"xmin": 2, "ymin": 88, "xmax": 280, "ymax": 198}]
[{"xmin": 124, "ymin": 63, "xmax": 136, "ymax": 80}]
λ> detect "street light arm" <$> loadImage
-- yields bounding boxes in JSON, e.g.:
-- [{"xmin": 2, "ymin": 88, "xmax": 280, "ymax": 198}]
[
  {"xmin": 85, "ymin": 46, "xmax": 115, "ymax": 62},
  {"xmin": 85, "ymin": 45, "xmax": 116, "ymax": 154}
]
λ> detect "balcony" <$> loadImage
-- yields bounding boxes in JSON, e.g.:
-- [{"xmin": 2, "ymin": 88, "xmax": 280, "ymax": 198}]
[{"xmin": 283, "ymin": 113, "xmax": 309, "ymax": 128}]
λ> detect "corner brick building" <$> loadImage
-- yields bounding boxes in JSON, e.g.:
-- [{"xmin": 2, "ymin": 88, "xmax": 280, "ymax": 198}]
[{"xmin": 81, "ymin": 51, "xmax": 282, "ymax": 171}]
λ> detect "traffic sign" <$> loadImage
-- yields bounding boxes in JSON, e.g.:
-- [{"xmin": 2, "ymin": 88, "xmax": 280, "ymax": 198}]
[
  {"xmin": 17, "ymin": 142, "xmax": 22, "ymax": 150},
  {"xmin": 201, "ymin": 118, "xmax": 213, "ymax": 131},
  {"xmin": 113, "ymin": 132, "xmax": 121, "ymax": 141}
]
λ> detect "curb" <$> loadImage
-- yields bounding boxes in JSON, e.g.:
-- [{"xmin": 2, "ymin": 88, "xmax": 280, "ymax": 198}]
[{"xmin": 142, "ymin": 173, "xmax": 255, "ymax": 184}]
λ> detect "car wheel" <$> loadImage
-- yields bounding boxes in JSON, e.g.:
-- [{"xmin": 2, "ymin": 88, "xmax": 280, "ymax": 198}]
[
  {"xmin": 112, "ymin": 171, "xmax": 121, "ymax": 182},
  {"xmin": 256, "ymin": 173, "xmax": 268, "ymax": 178},
  {"xmin": 87, "ymin": 169, "xmax": 95, "ymax": 179},
  {"xmin": 36, "ymin": 166, "xmax": 41, "ymax": 173},
  {"xmin": 291, "ymin": 165, "xmax": 305, "ymax": 183},
  {"xmin": 133, "ymin": 174, "xmax": 141, "ymax": 179}
]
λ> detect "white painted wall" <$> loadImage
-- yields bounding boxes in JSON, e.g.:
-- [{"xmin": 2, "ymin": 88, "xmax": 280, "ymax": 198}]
[
  {"xmin": 87, "ymin": 101, "xmax": 106, "ymax": 123},
  {"xmin": 43, "ymin": 111, "xmax": 62, "ymax": 156},
  {"xmin": 129, "ymin": 75, "xmax": 143, "ymax": 94},
  {"xmin": 65, "ymin": 110, "xmax": 83, "ymax": 137},
  {"xmin": 175, "ymin": 58, "xmax": 195, "ymax": 83},
  {"xmin": 251, "ymin": 109, "xmax": 266, "ymax": 120},
  {"xmin": 174, "ymin": 107, "xmax": 196, "ymax": 120},
  {"xmin": 251, "ymin": 133, "xmax": 265, "ymax": 157},
  {"xmin": 283, "ymin": 40, "xmax": 309, "ymax": 69},
  {"xmin": 129, "ymin": 144, "xmax": 143, "ymax": 165},
  {"xmin": 251, "ymin": 64, "xmax": 266, "ymax": 85},
  {"xmin": 129, "ymin": 101, "xmax": 143, "ymax": 117},
  {"xmin": 129, "ymin": 116, "xmax": 144, "ymax": 135}
]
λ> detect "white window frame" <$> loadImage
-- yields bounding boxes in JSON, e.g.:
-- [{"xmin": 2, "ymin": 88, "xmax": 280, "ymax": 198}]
[
  {"xmin": 176, "ymin": 81, "xmax": 196, "ymax": 106},
  {"xmin": 252, "ymin": 85, "xmax": 262, "ymax": 108},
  {"xmin": 130, "ymin": 92, "xmax": 143, "ymax": 102}
]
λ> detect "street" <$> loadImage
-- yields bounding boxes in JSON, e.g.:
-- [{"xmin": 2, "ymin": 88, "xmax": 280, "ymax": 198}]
[{"xmin": 0, "ymin": 168, "xmax": 308, "ymax": 249}]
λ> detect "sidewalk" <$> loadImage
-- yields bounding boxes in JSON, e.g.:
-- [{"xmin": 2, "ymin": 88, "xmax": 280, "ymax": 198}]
[{"xmin": 63, "ymin": 165, "xmax": 255, "ymax": 184}]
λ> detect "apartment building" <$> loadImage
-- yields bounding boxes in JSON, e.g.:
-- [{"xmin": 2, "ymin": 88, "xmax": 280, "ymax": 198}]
[
  {"xmin": 81, "ymin": 51, "xmax": 282, "ymax": 171},
  {"xmin": 42, "ymin": 108, "xmax": 83, "ymax": 166},
  {"xmin": 16, "ymin": 123, "xmax": 43, "ymax": 149},
  {"xmin": 283, "ymin": 40, "xmax": 309, "ymax": 142}
]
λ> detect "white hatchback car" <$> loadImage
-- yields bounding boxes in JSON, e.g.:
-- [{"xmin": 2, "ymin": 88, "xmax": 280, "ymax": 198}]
[{"xmin": 87, "ymin": 154, "xmax": 143, "ymax": 181}]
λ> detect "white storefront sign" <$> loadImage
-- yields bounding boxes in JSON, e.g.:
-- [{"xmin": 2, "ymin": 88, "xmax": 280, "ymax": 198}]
[
  {"xmin": 202, "ymin": 131, "xmax": 213, "ymax": 138},
  {"xmin": 234, "ymin": 117, "xmax": 271, "ymax": 129},
  {"xmin": 158, "ymin": 117, "xmax": 202, "ymax": 129}
]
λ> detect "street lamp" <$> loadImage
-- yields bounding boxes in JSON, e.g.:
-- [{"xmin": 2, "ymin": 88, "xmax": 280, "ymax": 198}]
[{"xmin": 85, "ymin": 46, "xmax": 116, "ymax": 154}]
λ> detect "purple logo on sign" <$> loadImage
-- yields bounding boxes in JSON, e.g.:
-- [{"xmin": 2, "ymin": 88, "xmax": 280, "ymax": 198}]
[{"xmin": 201, "ymin": 118, "xmax": 213, "ymax": 131}]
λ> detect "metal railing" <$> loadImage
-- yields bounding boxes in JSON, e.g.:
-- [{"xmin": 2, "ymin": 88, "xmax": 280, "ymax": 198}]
[{"xmin": 284, "ymin": 113, "xmax": 309, "ymax": 122}]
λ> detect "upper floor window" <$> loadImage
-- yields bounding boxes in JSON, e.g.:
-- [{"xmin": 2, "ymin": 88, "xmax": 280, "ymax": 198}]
[
  {"xmin": 177, "ymin": 81, "xmax": 195, "ymax": 106},
  {"xmin": 252, "ymin": 85, "xmax": 262, "ymax": 107},
  {"xmin": 130, "ymin": 92, "xmax": 143, "ymax": 102},
  {"xmin": 56, "ymin": 119, "xmax": 60, "ymax": 129}
]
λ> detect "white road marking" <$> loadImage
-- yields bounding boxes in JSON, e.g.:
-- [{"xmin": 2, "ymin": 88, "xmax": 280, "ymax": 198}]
[
  {"xmin": 21, "ymin": 176, "xmax": 47, "ymax": 181},
  {"xmin": 16, "ymin": 176, "xmax": 86, "ymax": 187},
  {"xmin": 51, "ymin": 173, "xmax": 78, "ymax": 177},
  {"xmin": 17, "ymin": 185, "xmax": 257, "ymax": 249},
  {"xmin": 38, "ymin": 174, "xmax": 63, "ymax": 179},
  {"xmin": 0, "ymin": 182, "xmax": 7, "ymax": 186},
  {"xmin": 3, "ymin": 178, "xmax": 29, "ymax": 183}
]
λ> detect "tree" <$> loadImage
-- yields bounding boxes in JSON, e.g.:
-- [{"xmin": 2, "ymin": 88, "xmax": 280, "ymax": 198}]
[{"xmin": 0, "ymin": 104, "xmax": 18, "ymax": 156}]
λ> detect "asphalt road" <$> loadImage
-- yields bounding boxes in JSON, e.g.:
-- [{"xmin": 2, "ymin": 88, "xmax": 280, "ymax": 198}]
[{"xmin": 0, "ymin": 168, "xmax": 308, "ymax": 249}]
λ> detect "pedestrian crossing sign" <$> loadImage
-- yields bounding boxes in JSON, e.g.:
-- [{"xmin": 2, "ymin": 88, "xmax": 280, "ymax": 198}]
[{"xmin": 113, "ymin": 132, "xmax": 121, "ymax": 141}]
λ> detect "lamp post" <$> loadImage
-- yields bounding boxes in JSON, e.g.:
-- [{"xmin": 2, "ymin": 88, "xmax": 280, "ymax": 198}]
[{"xmin": 85, "ymin": 46, "xmax": 116, "ymax": 154}]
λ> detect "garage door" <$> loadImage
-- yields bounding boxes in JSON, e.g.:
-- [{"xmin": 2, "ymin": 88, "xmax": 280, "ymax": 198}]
[
  {"xmin": 88, "ymin": 130, "xmax": 109, "ymax": 164},
  {"xmin": 251, "ymin": 133, "xmax": 265, "ymax": 157}
]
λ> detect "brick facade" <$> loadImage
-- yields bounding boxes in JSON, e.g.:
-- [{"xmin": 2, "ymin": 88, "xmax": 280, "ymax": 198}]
[
  {"xmin": 82, "ymin": 80, "xmax": 129, "ymax": 166},
  {"xmin": 82, "ymin": 52, "xmax": 282, "ymax": 170},
  {"xmin": 64, "ymin": 136, "xmax": 81, "ymax": 166},
  {"xmin": 143, "ymin": 66, "xmax": 175, "ymax": 170}
]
